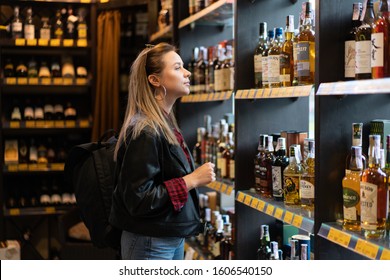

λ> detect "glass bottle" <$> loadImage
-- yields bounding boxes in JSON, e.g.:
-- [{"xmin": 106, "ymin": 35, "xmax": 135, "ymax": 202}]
[
  {"xmin": 256, "ymin": 224, "xmax": 271, "ymax": 260},
  {"xmin": 371, "ymin": 0, "xmax": 389, "ymax": 78},
  {"xmin": 29, "ymin": 139, "xmax": 38, "ymax": 164},
  {"xmin": 259, "ymin": 135, "xmax": 276, "ymax": 198},
  {"xmin": 361, "ymin": 135, "xmax": 388, "ymax": 239},
  {"xmin": 24, "ymin": 7, "xmax": 35, "ymax": 40},
  {"xmin": 27, "ymin": 58, "xmax": 38, "ymax": 78},
  {"xmin": 37, "ymin": 142, "xmax": 48, "ymax": 164},
  {"xmin": 77, "ymin": 8, "xmax": 88, "ymax": 40},
  {"xmin": 40, "ymin": 17, "xmax": 51, "ymax": 40},
  {"xmin": 283, "ymin": 145, "xmax": 303, "ymax": 205},
  {"xmin": 220, "ymin": 223, "xmax": 233, "ymax": 260},
  {"xmin": 206, "ymin": 46, "xmax": 216, "ymax": 93},
  {"xmin": 281, "ymin": 15, "xmax": 295, "ymax": 87},
  {"xmin": 345, "ymin": 3, "xmax": 363, "ymax": 80},
  {"xmin": 189, "ymin": 0, "xmax": 196, "ymax": 15},
  {"xmin": 297, "ymin": 2, "xmax": 315, "ymax": 85},
  {"xmin": 54, "ymin": 104, "xmax": 64, "ymax": 120},
  {"xmin": 188, "ymin": 48, "xmax": 197, "ymax": 94},
  {"xmin": 272, "ymin": 137, "xmax": 289, "ymax": 201},
  {"xmin": 4, "ymin": 59, "xmax": 15, "ymax": 77},
  {"xmin": 268, "ymin": 27, "xmax": 284, "ymax": 88},
  {"xmin": 345, "ymin": 123, "xmax": 367, "ymax": 173},
  {"xmin": 300, "ymin": 139, "xmax": 315, "ymax": 208},
  {"xmin": 18, "ymin": 140, "xmax": 29, "ymax": 164},
  {"xmin": 11, "ymin": 6, "xmax": 23, "ymax": 39},
  {"xmin": 222, "ymin": 43, "xmax": 234, "ymax": 92},
  {"xmin": 193, "ymin": 127, "xmax": 205, "ymax": 165},
  {"xmin": 64, "ymin": 102, "xmax": 77, "ymax": 120},
  {"xmin": 53, "ymin": 9, "xmax": 64, "ymax": 39},
  {"xmin": 16, "ymin": 61, "xmax": 27, "ymax": 77},
  {"xmin": 66, "ymin": 6, "xmax": 76, "ymax": 39},
  {"xmin": 254, "ymin": 134, "xmax": 268, "ymax": 194},
  {"xmin": 254, "ymin": 22, "xmax": 267, "ymax": 88},
  {"xmin": 262, "ymin": 29, "xmax": 274, "ymax": 89},
  {"xmin": 355, "ymin": 0, "xmax": 375, "ymax": 80},
  {"xmin": 195, "ymin": 46, "xmax": 207, "ymax": 93},
  {"xmin": 385, "ymin": 135, "xmax": 390, "ymax": 235},
  {"xmin": 270, "ymin": 241, "xmax": 279, "ymax": 260},
  {"xmin": 224, "ymin": 131, "xmax": 235, "ymax": 181},
  {"xmin": 202, "ymin": 208, "xmax": 213, "ymax": 251}
]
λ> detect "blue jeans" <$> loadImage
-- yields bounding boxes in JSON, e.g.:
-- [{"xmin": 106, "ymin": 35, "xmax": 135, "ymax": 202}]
[{"xmin": 121, "ymin": 231, "xmax": 185, "ymax": 260}]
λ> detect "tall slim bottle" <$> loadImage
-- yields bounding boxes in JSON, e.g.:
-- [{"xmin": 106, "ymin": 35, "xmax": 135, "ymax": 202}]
[
  {"xmin": 272, "ymin": 137, "xmax": 289, "ymax": 201},
  {"xmin": 268, "ymin": 27, "xmax": 284, "ymax": 88},
  {"xmin": 281, "ymin": 15, "xmax": 295, "ymax": 87},
  {"xmin": 255, "ymin": 134, "xmax": 268, "ymax": 194},
  {"xmin": 11, "ymin": 6, "xmax": 23, "ymax": 39},
  {"xmin": 296, "ymin": 2, "xmax": 315, "ymax": 85},
  {"xmin": 300, "ymin": 139, "xmax": 315, "ymax": 208},
  {"xmin": 256, "ymin": 224, "xmax": 271, "ymax": 260},
  {"xmin": 261, "ymin": 29, "xmax": 274, "ymax": 89},
  {"xmin": 283, "ymin": 145, "xmax": 302, "ymax": 205},
  {"xmin": 254, "ymin": 22, "xmax": 267, "ymax": 88},
  {"xmin": 259, "ymin": 135, "xmax": 275, "ymax": 198},
  {"xmin": 385, "ymin": 135, "xmax": 390, "ymax": 235},
  {"xmin": 24, "ymin": 7, "xmax": 35, "ymax": 40},
  {"xmin": 356, "ymin": 0, "xmax": 375, "ymax": 80},
  {"xmin": 361, "ymin": 135, "xmax": 388, "ymax": 239},
  {"xmin": 345, "ymin": 3, "xmax": 363, "ymax": 80},
  {"xmin": 343, "ymin": 146, "xmax": 363, "ymax": 231},
  {"xmin": 371, "ymin": 0, "xmax": 389, "ymax": 78}
]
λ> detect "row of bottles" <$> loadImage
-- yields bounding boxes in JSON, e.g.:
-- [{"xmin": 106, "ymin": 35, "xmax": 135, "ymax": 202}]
[
  {"xmin": 254, "ymin": 133, "xmax": 315, "ymax": 208},
  {"xmin": 5, "ymin": 6, "xmax": 88, "ymax": 40},
  {"xmin": 192, "ymin": 114, "xmax": 235, "ymax": 181},
  {"xmin": 342, "ymin": 122, "xmax": 390, "ymax": 239},
  {"xmin": 3, "ymin": 58, "xmax": 88, "ymax": 79},
  {"xmin": 10, "ymin": 102, "xmax": 77, "ymax": 122},
  {"xmin": 4, "ymin": 138, "xmax": 68, "ymax": 165},
  {"xmin": 188, "ymin": 40, "xmax": 234, "ymax": 94},
  {"xmin": 254, "ymin": 1, "xmax": 315, "ymax": 88},
  {"xmin": 188, "ymin": 0, "xmax": 219, "ymax": 16},
  {"xmin": 345, "ymin": 0, "xmax": 390, "ymax": 80},
  {"xmin": 6, "ymin": 178, "xmax": 76, "ymax": 209}
]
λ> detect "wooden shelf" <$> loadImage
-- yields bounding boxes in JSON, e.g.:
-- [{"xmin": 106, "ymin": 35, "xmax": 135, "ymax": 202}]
[
  {"xmin": 318, "ymin": 223, "xmax": 390, "ymax": 260},
  {"xmin": 178, "ymin": 0, "xmax": 234, "ymax": 29},
  {"xmin": 181, "ymin": 91, "xmax": 233, "ymax": 103},
  {"xmin": 235, "ymin": 85, "xmax": 313, "ymax": 100},
  {"xmin": 317, "ymin": 78, "xmax": 390, "ymax": 96},
  {"xmin": 149, "ymin": 25, "xmax": 173, "ymax": 43},
  {"xmin": 236, "ymin": 190, "xmax": 314, "ymax": 234}
]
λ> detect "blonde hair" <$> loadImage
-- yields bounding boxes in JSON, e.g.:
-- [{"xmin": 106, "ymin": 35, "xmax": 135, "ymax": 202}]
[{"xmin": 114, "ymin": 43, "xmax": 180, "ymax": 160}]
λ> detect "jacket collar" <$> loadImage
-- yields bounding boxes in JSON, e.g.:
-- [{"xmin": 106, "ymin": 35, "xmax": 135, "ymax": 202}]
[{"xmin": 169, "ymin": 144, "xmax": 194, "ymax": 174}]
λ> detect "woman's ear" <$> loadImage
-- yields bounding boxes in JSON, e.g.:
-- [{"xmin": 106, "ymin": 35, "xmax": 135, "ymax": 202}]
[{"xmin": 148, "ymin": 74, "xmax": 161, "ymax": 87}]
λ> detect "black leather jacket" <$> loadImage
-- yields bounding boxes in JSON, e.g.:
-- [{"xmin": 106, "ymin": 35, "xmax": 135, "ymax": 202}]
[{"xmin": 109, "ymin": 127, "xmax": 203, "ymax": 237}]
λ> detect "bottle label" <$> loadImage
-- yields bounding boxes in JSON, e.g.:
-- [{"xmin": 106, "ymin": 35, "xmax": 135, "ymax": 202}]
[
  {"xmin": 40, "ymin": 29, "xmax": 51, "ymax": 40},
  {"xmin": 280, "ymin": 52, "xmax": 291, "ymax": 83},
  {"xmin": 299, "ymin": 178, "xmax": 315, "ymax": 199},
  {"xmin": 344, "ymin": 40, "xmax": 356, "ymax": 78},
  {"xmin": 360, "ymin": 181, "xmax": 378, "ymax": 229},
  {"xmin": 24, "ymin": 25, "xmax": 35, "ymax": 39},
  {"xmin": 355, "ymin": 41, "xmax": 371, "ymax": 74},
  {"xmin": 261, "ymin": 56, "xmax": 268, "ymax": 84},
  {"xmin": 229, "ymin": 159, "xmax": 235, "ymax": 180},
  {"xmin": 343, "ymin": 186, "xmax": 360, "ymax": 220},
  {"xmin": 297, "ymin": 42, "xmax": 310, "ymax": 77},
  {"xmin": 214, "ymin": 69, "xmax": 222, "ymax": 91},
  {"xmin": 12, "ymin": 22, "xmax": 22, "ymax": 32},
  {"xmin": 272, "ymin": 166, "xmax": 283, "ymax": 198},
  {"xmin": 371, "ymin": 32, "xmax": 384, "ymax": 68},
  {"xmin": 267, "ymin": 55, "xmax": 280, "ymax": 83},
  {"xmin": 218, "ymin": 157, "xmax": 227, "ymax": 177},
  {"xmin": 78, "ymin": 25, "xmax": 88, "ymax": 39},
  {"xmin": 283, "ymin": 175, "xmax": 300, "ymax": 204},
  {"xmin": 254, "ymin": 54, "xmax": 263, "ymax": 73}
]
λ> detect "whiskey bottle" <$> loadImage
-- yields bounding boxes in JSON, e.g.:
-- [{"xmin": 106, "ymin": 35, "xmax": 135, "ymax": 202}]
[
  {"xmin": 283, "ymin": 145, "xmax": 303, "ymax": 205},
  {"xmin": 51, "ymin": 62, "xmax": 61, "ymax": 78},
  {"xmin": 268, "ymin": 27, "xmax": 284, "ymax": 88},
  {"xmin": 300, "ymin": 244, "xmax": 308, "ymax": 260},
  {"xmin": 194, "ymin": 46, "xmax": 207, "ymax": 93},
  {"xmin": 51, "ymin": 180, "xmax": 62, "ymax": 205},
  {"xmin": 24, "ymin": 106, "xmax": 34, "ymax": 121},
  {"xmin": 38, "ymin": 62, "xmax": 51, "ymax": 78},
  {"xmin": 11, "ymin": 107, "xmax": 22, "ymax": 121},
  {"xmin": 188, "ymin": 48, "xmax": 197, "ymax": 93},
  {"xmin": 356, "ymin": 0, "xmax": 375, "ymax": 80},
  {"xmin": 256, "ymin": 224, "xmax": 271, "ymax": 260},
  {"xmin": 53, "ymin": 9, "xmax": 64, "ymax": 39},
  {"xmin": 345, "ymin": 123, "xmax": 367, "ymax": 173},
  {"xmin": 18, "ymin": 140, "xmax": 29, "ymax": 164},
  {"xmin": 37, "ymin": 142, "xmax": 48, "ymax": 164},
  {"xmin": 65, "ymin": 6, "xmax": 77, "ymax": 39},
  {"xmin": 201, "ymin": 115, "xmax": 211, "ymax": 164},
  {"xmin": 371, "ymin": 0, "xmax": 389, "ymax": 78},
  {"xmin": 11, "ymin": 6, "xmax": 23, "ymax": 39},
  {"xmin": 27, "ymin": 58, "xmax": 38, "ymax": 78},
  {"xmin": 254, "ymin": 134, "xmax": 268, "ymax": 194},
  {"xmin": 77, "ymin": 8, "xmax": 88, "ymax": 40},
  {"xmin": 361, "ymin": 134, "xmax": 388, "ymax": 239},
  {"xmin": 261, "ymin": 29, "xmax": 274, "ymax": 88},
  {"xmin": 193, "ymin": 127, "xmax": 205, "ymax": 165},
  {"xmin": 39, "ymin": 180, "xmax": 51, "ymax": 206},
  {"xmin": 222, "ymin": 43, "xmax": 234, "ymax": 92},
  {"xmin": 281, "ymin": 15, "xmax": 295, "ymax": 87},
  {"xmin": 300, "ymin": 139, "xmax": 315, "ymax": 208},
  {"xmin": 202, "ymin": 208, "xmax": 213, "ymax": 250},
  {"xmin": 64, "ymin": 102, "xmax": 77, "ymax": 120},
  {"xmin": 217, "ymin": 122, "xmax": 228, "ymax": 178},
  {"xmin": 272, "ymin": 137, "xmax": 289, "ymax": 201},
  {"xmin": 189, "ymin": 0, "xmax": 196, "ymax": 15},
  {"xmin": 16, "ymin": 61, "xmax": 27, "ymax": 77},
  {"xmin": 206, "ymin": 46, "xmax": 216, "ymax": 93},
  {"xmin": 29, "ymin": 139, "xmax": 38, "ymax": 164},
  {"xmin": 195, "ymin": 0, "xmax": 205, "ymax": 13},
  {"xmin": 289, "ymin": 239, "xmax": 299, "ymax": 260},
  {"xmin": 34, "ymin": 107, "xmax": 44, "ymax": 121},
  {"xmin": 297, "ymin": 2, "xmax": 315, "ymax": 85},
  {"xmin": 4, "ymin": 59, "xmax": 15, "ymax": 77},
  {"xmin": 40, "ymin": 17, "xmax": 51, "ymax": 40},
  {"xmin": 54, "ymin": 104, "xmax": 64, "ymax": 120},
  {"xmin": 254, "ymin": 22, "xmax": 267, "ymax": 88},
  {"xmin": 259, "ymin": 135, "xmax": 275, "ymax": 198},
  {"xmin": 224, "ymin": 131, "xmax": 235, "ymax": 180},
  {"xmin": 47, "ymin": 138, "xmax": 56, "ymax": 163},
  {"xmin": 345, "ymin": 3, "xmax": 363, "ymax": 80},
  {"xmin": 24, "ymin": 7, "xmax": 35, "ymax": 40},
  {"xmin": 44, "ymin": 104, "xmax": 54, "ymax": 120}
]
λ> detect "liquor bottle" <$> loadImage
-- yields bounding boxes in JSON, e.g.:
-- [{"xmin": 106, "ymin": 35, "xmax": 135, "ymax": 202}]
[
  {"xmin": 256, "ymin": 224, "xmax": 271, "ymax": 260},
  {"xmin": 64, "ymin": 102, "xmax": 77, "ymax": 120},
  {"xmin": 194, "ymin": 46, "xmax": 207, "ymax": 93},
  {"xmin": 254, "ymin": 22, "xmax": 267, "ymax": 88},
  {"xmin": 272, "ymin": 137, "xmax": 289, "ymax": 201},
  {"xmin": 356, "ymin": 0, "xmax": 375, "ymax": 80},
  {"xmin": 217, "ymin": 122, "xmax": 228, "ymax": 178},
  {"xmin": 188, "ymin": 48, "xmax": 197, "ymax": 93},
  {"xmin": 65, "ymin": 6, "xmax": 77, "ymax": 39},
  {"xmin": 38, "ymin": 62, "xmax": 51, "ymax": 78},
  {"xmin": 29, "ymin": 139, "xmax": 38, "ymax": 164},
  {"xmin": 300, "ymin": 139, "xmax": 315, "ymax": 208},
  {"xmin": 289, "ymin": 239, "xmax": 299, "ymax": 260},
  {"xmin": 254, "ymin": 134, "xmax": 268, "ymax": 193},
  {"xmin": 16, "ymin": 61, "xmax": 27, "ymax": 77},
  {"xmin": 371, "ymin": 0, "xmax": 389, "ymax": 78},
  {"xmin": 4, "ymin": 59, "xmax": 15, "ymax": 77},
  {"xmin": 202, "ymin": 208, "xmax": 213, "ymax": 250},
  {"xmin": 27, "ymin": 58, "xmax": 38, "ymax": 78},
  {"xmin": 211, "ymin": 216, "xmax": 224, "ymax": 259},
  {"xmin": 11, "ymin": 107, "xmax": 22, "ymax": 121},
  {"xmin": 201, "ymin": 115, "xmax": 211, "ymax": 164},
  {"xmin": 24, "ymin": 7, "xmax": 35, "ymax": 40},
  {"xmin": 53, "ymin": 9, "xmax": 64, "ymax": 39},
  {"xmin": 214, "ymin": 43, "xmax": 225, "ymax": 92},
  {"xmin": 206, "ymin": 46, "xmax": 216, "ymax": 93},
  {"xmin": 46, "ymin": 138, "xmax": 56, "ymax": 163},
  {"xmin": 51, "ymin": 180, "xmax": 62, "ymax": 205},
  {"xmin": 44, "ymin": 104, "xmax": 54, "ymax": 120},
  {"xmin": 24, "ymin": 106, "xmax": 34, "ymax": 120},
  {"xmin": 259, "ymin": 135, "xmax": 276, "ymax": 198},
  {"xmin": 343, "ymin": 146, "xmax": 364, "ymax": 231},
  {"xmin": 40, "ymin": 17, "xmax": 51, "ymax": 40},
  {"xmin": 18, "ymin": 140, "xmax": 29, "ymax": 164},
  {"xmin": 34, "ymin": 107, "xmax": 44, "ymax": 121},
  {"xmin": 222, "ymin": 43, "xmax": 234, "ymax": 91},
  {"xmin": 40, "ymin": 180, "xmax": 51, "ymax": 206},
  {"xmin": 281, "ymin": 15, "xmax": 295, "ymax": 87},
  {"xmin": 51, "ymin": 61, "xmax": 61, "ymax": 77},
  {"xmin": 220, "ymin": 223, "xmax": 233, "ymax": 260},
  {"xmin": 385, "ymin": 135, "xmax": 390, "ymax": 235},
  {"xmin": 37, "ymin": 142, "xmax": 48, "ymax": 164},
  {"xmin": 189, "ymin": 0, "xmax": 196, "ymax": 15},
  {"xmin": 345, "ymin": 123, "xmax": 367, "ymax": 173},
  {"xmin": 345, "ymin": 3, "xmax": 363, "ymax": 80},
  {"xmin": 224, "ymin": 131, "xmax": 235, "ymax": 181},
  {"xmin": 262, "ymin": 29, "xmax": 274, "ymax": 88},
  {"xmin": 11, "ymin": 6, "xmax": 23, "ymax": 39},
  {"xmin": 270, "ymin": 241, "xmax": 279, "ymax": 260},
  {"xmin": 297, "ymin": 2, "xmax": 315, "ymax": 85},
  {"xmin": 195, "ymin": 0, "xmax": 205, "ymax": 13},
  {"xmin": 193, "ymin": 127, "xmax": 205, "ymax": 165},
  {"xmin": 77, "ymin": 8, "xmax": 88, "ymax": 40},
  {"xmin": 54, "ymin": 104, "xmax": 65, "ymax": 120},
  {"xmin": 283, "ymin": 145, "xmax": 303, "ymax": 205},
  {"xmin": 300, "ymin": 244, "xmax": 308, "ymax": 260},
  {"xmin": 361, "ymin": 135, "xmax": 388, "ymax": 239},
  {"xmin": 268, "ymin": 27, "xmax": 284, "ymax": 88}
]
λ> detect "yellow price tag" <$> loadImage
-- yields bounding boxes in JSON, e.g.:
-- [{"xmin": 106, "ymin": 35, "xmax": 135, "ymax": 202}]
[
  {"xmin": 41, "ymin": 78, "xmax": 51, "ymax": 85},
  {"xmin": 327, "ymin": 228, "xmax": 351, "ymax": 247},
  {"xmin": 79, "ymin": 120, "xmax": 90, "ymax": 128},
  {"xmin": 77, "ymin": 39, "xmax": 88, "ymax": 47},
  {"xmin": 225, "ymin": 91, "xmax": 233, "ymax": 99},
  {"xmin": 292, "ymin": 215, "xmax": 303, "ymax": 228},
  {"xmin": 63, "ymin": 39, "xmax": 74, "ymax": 47},
  {"xmin": 244, "ymin": 195, "xmax": 252, "ymax": 206},
  {"xmin": 18, "ymin": 164, "xmax": 28, "ymax": 171},
  {"xmin": 256, "ymin": 199, "xmax": 266, "ymax": 212},
  {"xmin": 28, "ymin": 77, "xmax": 39, "ymax": 84},
  {"xmin": 38, "ymin": 39, "xmax": 49, "ymax": 46},
  {"xmin": 5, "ymin": 77, "xmax": 17, "ymax": 85},
  {"xmin": 7, "ymin": 165, "xmax": 18, "ymax": 172},
  {"xmin": 45, "ymin": 207, "xmax": 56, "ymax": 214},
  {"xmin": 15, "ymin": 38, "xmax": 25, "ymax": 46},
  {"xmin": 53, "ymin": 78, "xmax": 63, "ymax": 85},
  {"xmin": 50, "ymin": 39, "xmax": 60, "ymax": 47},
  {"xmin": 241, "ymin": 90, "xmax": 249, "ymax": 99},
  {"xmin": 285, "ymin": 87, "xmax": 294, "ymax": 97},
  {"xmin": 37, "ymin": 163, "xmax": 47, "ymax": 170},
  {"xmin": 45, "ymin": 121, "xmax": 54, "ymax": 128},
  {"xmin": 213, "ymin": 181, "xmax": 222, "ymax": 191},
  {"xmin": 63, "ymin": 78, "xmax": 73, "ymax": 85},
  {"xmin": 265, "ymin": 204, "xmax": 275, "ymax": 216},
  {"xmin": 54, "ymin": 121, "xmax": 64, "ymax": 128},
  {"xmin": 250, "ymin": 198, "xmax": 259, "ymax": 209},
  {"xmin": 220, "ymin": 183, "xmax": 228, "ymax": 193},
  {"xmin": 28, "ymin": 164, "xmax": 38, "ymax": 171},
  {"xmin": 65, "ymin": 120, "xmax": 76, "ymax": 128},
  {"xmin": 263, "ymin": 88, "xmax": 271, "ymax": 98},
  {"xmin": 17, "ymin": 77, "xmax": 28, "ymax": 85},
  {"xmin": 274, "ymin": 207, "xmax": 284, "ymax": 220},
  {"xmin": 248, "ymin": 89, "xmax": 256, "ymax": 99},
  {"xmin": 380, "ymin": 248, "xmax": 390, "ymax": 260},
  {"xmin": 26, "ymin": 39, "xmax": 37, "ymax": 46},
  {"xmin": 355, "ymin": 239, "xmax": 379, "ymax": 259},
  {"xmin": 226, "ymin": 186, "xmax": 233, "ymax": 196},
  {"xmin": 284, "ymin": 211, "xmax": 294, "ymax": 224},
  {"xmin": 10, "ymin": 121, "xmax": 20, "ymax": 128},
  {"xmin": 255, "ymin": 88, "xmax": 264, "ymax": 98},
  {"xmin": 51, "ymin": 163, "xmax": 65, "ymax": 171},
  {"xmin": 9, "ymin": 209, "xmax": 21, "ymax": 216},
  {"xmin": 271, "ymin": 88, "xmax": 280, "ymax": 98},
  {"xmin": 35, "ymin": 121, "xmax": 45, "ymax": 128},
  {"xmin": 76, "ymin": 78, "xmax": 88, "ymax": 85},
  {"xmin": 236, "ymin": 192, "xmax": 245, "ymax": 202},
  {"xmin": 235, "ymin": 90, "xmax": 243, "ymax": 99},
  {"xmin": 25, "ymin": 121, "xmax": 35, "ymax": 128}
]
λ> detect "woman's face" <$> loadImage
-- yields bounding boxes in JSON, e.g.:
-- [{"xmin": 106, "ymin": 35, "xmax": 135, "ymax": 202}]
[{"xmin": 160, "ymin": 51, "xmax": 191, "ymax": 98}]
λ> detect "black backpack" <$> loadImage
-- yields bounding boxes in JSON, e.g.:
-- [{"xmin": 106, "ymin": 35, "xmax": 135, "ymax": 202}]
[{"xmin": 64, "ymin": 130, "xmax": 121, "ymax": 250}]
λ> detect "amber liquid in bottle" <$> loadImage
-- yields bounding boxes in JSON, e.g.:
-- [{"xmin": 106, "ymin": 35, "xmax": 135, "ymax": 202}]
[{"xmin": 281, "ymin": 15, "xmax": 295, "ymax": 87}]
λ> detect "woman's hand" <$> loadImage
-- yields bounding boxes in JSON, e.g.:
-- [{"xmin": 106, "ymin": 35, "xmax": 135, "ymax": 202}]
[{"xmin": 183, "ymin": 162, "xmax": 215, "ymax": 191}]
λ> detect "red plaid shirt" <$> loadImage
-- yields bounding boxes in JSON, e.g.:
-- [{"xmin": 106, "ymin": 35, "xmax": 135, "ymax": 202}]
[{"xmin": 164, "ymin": 128, "xmax": 191, "ymax": 212}]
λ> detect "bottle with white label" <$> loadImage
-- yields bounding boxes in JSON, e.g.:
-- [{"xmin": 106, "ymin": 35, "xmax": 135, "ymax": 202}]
[
  {"xmin": 11, "ymin": 6, "xmax": 23, "ymax": 39},
  {"xmin": 24, "ymin": 7, "xmax": 35, "ymax": 40},
  {"xmin": 360, "ymin": 135, "xmax": 388, "ymax": 239},
  {"xmin": 254, "ymin": 22, "xmax": 267, "ymax": 88},
  {"xmin": 272, "ymin": 137, "xmax": 289, "ymax": 201},
  {"xmin": 268, "ymin": 27, "xmax": 284, "ymax": 88},
  {"xmin": 345, "ymin": 3, "xmax": 362, "ymax": 80}
]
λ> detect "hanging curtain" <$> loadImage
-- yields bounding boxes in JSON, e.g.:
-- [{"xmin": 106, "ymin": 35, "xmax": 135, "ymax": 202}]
[{"xmin": 92, "ymin": 10, "xmax": 121, "ymax": 141}]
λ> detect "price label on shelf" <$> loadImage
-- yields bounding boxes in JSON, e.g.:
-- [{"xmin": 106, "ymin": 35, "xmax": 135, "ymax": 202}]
[
  {"xmin": 25, "ymin": 121, "xmax": 35, "ymax": 128},
  {"xmin": 45, "ymin": 121, "xmax": 54, "ymax": 127},
  {"xmin": 7, "ymin": 165, "xmax": 18, "ymax": 172},
  {"xmin": 38, "ymin": 39, "xmax": 49, "ymax": 46},
  {"xmin": 15, "ymin": 39, "xmax": 25, "ymax": 46},
  {"xmin": 9, "ymin": 121, "xmax": 20, "ymax": 128},
  {"xmin": 17, "ymin": 77, "xmax": 28, "ymax": 85},
  {"xmin": 5, "ymin": 77, "xmax": 17, "ymax": 85},
  {"xmin": 265, "ymin": 204, "xmax": 275, "ymax": 216},
  {"xmin": 225, "ymin": 91, "xmax": 233, "ymax": 99},
  {"xmin": 274, "ymin": 207, "xmax": 284, "ymax": 220},
  {"xmin": 256, "ymin": 199, "xmax": 266, "ymax": 212},
  {"xmin": 9, "ymin": 209, "xmax": 20, "ymax": 216},
  {"xmin": 235, "ymin": 90, "xmax": 243, "ymax": 99},
  {"xmin": 54, "ymin": 121, "xmax": 64, "ymax": 128},
  {"xmin": 244, "ymin": 195, "xmax": 252, "ymax": 206},
  {"xmin": 53, "ymin": 78, "xmax": 63, "ymax": 85},
  {"xmin": 63, "ymin": 78, "xmax": 73, "ymax": 85},
  {"xmin": 63, "ymin": 39, "xmax": 74, "ymax": 47},
  {"xmin": 28, "ymin": 164, "xmax": 38, "ymax": 171},
  {"xmin": 18, "ymin": 164, "xmax": 28, "ymax": 171},
  {"xmin": 51, "ymin": 163, "xmax": 65, "ymax": 171},
  {"xmin": 250, "ymin": 198, "xmax": 259, "ymax": 209},
  {"xmin": 271, "ymin": 88, "xmax": 281, "ymax": 98},
  {"xmin": 263, "ymin": 88, "xmax": 271, "ymax": 98},
  {"xmin": 45, "ymin": 207, "xmax": 56, "ymax": 214},
  {"xmin": 255, "ymin": 88, "xmax": 264, "ymax": 98},
  {"xmin": 226, "ymin": 186, "xmax": 233, "ymax": 195},
  {"xmin": 50, "ymin": 39, "xmax": 61, "ymax": 47},
  {"xmin": 285, "ymin": 87, "xmax": 294, "ymax": 97},
  {"xmin": 41, "ymin": 78, "xmax": 51, "ymax": 85},
  {"xmin": 327, "ymin": 228, "xmax": 351, "ymax": 248},
  {"xmin": 35, "ymin": 121, "xmax": 45, "ymax": 128},
  {"xmin": 283, "ymin": 211, "xmax": 294, "ymax": 224},
  {"xmin": 247, "ymin": 89, "xmax": 256, "ymax": 99},
  {"xmin": 77, "ymin": 39, "xmax": 88, "ymax": 47},
  {"xmin": 76, "ymin": 78, "xmax": 88, "ymax": 85},
  {"xmin": 355, "ymin": 239, "xmax": 379, "ymax": 259},
  {"xmin": 65, "ymin": 120, "xmax": 76, "ymax": 128},
  {"xmin": 28, "ymin": 77, "xmax": 39, "ymax": 85},
  {"xmin": 292, "ymin": 215, "xmax": 303, "ymax": 228},
  {"xmin": 26, "ymin": 39, "xmax": 37, "ymax": 46},
  {"xmin": 236, "ymin": 192, "xmax": 245, "ymax": 203},
  {"xmin": 79, "ymin": 120, "xmax": 90, "ymax": 128},
  {"xmin": 220, "ymin": 183, "xmax": 228, "ymax": 193},
  {"xmin": 380, "ymin": 248, "xmax": 390, "ymax": 260}
]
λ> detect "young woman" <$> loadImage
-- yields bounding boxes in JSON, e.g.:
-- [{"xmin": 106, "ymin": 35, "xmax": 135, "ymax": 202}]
[{"xmin": 109, "ymin": 43, "xmax": 215, "ymax": 260}]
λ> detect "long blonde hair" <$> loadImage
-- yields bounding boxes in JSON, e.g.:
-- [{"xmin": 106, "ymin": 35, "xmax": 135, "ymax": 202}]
[{"xmin": 114, "ymin": 43, "xmax": 180, "ymax": 160}]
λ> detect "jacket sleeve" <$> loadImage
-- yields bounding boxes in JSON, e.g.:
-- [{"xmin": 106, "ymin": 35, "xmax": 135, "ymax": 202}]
[{"xmin": 118, "ymin": 131, "xmax": 171, "ymax": 218}]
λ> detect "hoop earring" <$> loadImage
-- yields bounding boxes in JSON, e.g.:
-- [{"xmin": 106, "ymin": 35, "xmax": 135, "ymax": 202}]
[
  {"xmin": 154, "ymin": 85, "xmax": 167, "ymax": 100},
  {"xmin": 161, "ymin": 85, "xmax": 167, "ymax": 98}
]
